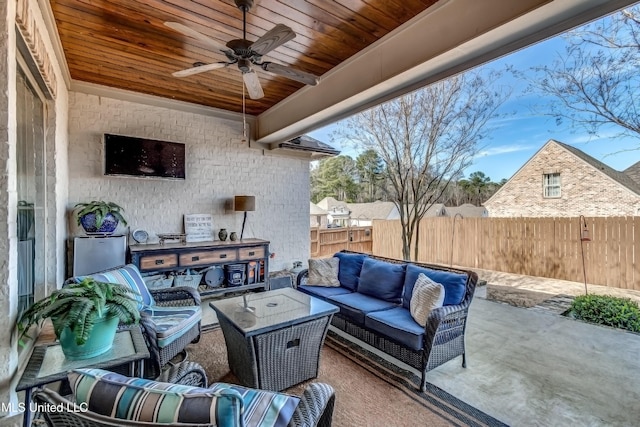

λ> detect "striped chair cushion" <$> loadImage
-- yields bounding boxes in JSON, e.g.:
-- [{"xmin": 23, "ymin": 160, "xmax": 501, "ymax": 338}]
[
  {"xmin": 142, "ymin": 305, "xmax": 202, "ymax": 348},
  {"xmin": 71, "ymin": 264, "xmax": 154, "ymax": 309},
  {"xmin": 210, "ymin": 383, "xmax": 300, "ymax": 427},
  {"xmin": 68, "ymin": 369, "xmax": 242, "ymax": 425}
]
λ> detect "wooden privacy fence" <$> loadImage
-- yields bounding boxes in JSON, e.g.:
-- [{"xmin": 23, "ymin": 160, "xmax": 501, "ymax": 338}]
[
  {"xmin": 310, "ymin": 226, "xmax": 373, "ymax": 258},
  {"xmin": 372, "ymin": 217, "xmax": 639, "ymax": 292}
]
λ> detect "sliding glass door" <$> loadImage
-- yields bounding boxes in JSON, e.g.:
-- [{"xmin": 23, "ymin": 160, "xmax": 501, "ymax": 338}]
[{"xmin": 16, "ymin": 62, "xmax": 46, "ymax": 317}]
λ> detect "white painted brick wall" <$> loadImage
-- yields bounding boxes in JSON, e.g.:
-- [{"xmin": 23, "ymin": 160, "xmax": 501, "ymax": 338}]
[
  {"xmin": 68, "ymin": 92, "xmax": 311, "ymax": 271},
  {"xmin": 485, "ymin": 142, "xmax": 640, "ymax": 217}
]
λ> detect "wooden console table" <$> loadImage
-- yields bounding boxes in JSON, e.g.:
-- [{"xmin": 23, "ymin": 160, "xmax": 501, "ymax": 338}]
[{"xmin": 128, "ymin": 238, "xmax": 270, "ymax": 296}]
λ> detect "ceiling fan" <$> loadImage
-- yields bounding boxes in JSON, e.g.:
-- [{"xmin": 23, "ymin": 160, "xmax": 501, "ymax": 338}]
[{"xmin": 165, "ymin": 0, "xmax": 320, "ymax": 100}]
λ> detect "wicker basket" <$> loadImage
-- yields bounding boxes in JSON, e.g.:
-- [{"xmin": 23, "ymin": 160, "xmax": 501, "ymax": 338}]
[
  {"xmin": 173, "ymin": 274, "xmax": 203, "ymax": 289},
  {"xmin": 143, "ymin": 274, "xmax": 174, "ymax": 290}
]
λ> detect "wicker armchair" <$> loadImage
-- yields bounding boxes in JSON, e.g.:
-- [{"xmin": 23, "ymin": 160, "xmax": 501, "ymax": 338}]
[
  {"xmin": 32, "ymin": 361, "xmax": 335, "ymax": 427},
  {"xmin": 68, "ymin": 264, "xmax": 202, "ymax": 379}
]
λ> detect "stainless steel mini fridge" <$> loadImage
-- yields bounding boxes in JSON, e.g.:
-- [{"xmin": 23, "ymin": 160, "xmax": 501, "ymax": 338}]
[{"xmin": 73, "ymin": 235, "xmax": 127, "ymax": 276}]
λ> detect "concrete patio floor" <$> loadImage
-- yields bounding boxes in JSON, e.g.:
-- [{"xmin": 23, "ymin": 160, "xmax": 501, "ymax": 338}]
[
  {"xmin": 203, "ymin": 272, "xmax": 640, "ymax": 426},
  {"xmin": 332, "ymin": 273, "xmax": 640, "ymax": 427},
  {"xmin": 426, "ymin": 296, "xmax": 640, "ymax": 426}
]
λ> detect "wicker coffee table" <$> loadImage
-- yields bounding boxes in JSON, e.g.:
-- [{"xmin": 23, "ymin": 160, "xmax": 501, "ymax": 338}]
[{"xmin": 210, "ymin": 288, "xmax": 338, "ymax": 391}]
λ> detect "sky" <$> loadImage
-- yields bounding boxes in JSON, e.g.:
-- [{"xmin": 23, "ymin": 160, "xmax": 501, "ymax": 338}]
[{"xmin": 307, "ymin": 18, "xmax": 640, "ymax": 183}]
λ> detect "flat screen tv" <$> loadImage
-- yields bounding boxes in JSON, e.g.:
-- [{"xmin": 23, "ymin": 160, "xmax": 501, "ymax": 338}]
[{"xmin": 104, "ymin": 134, "xmax": 186, "ymax": 179}]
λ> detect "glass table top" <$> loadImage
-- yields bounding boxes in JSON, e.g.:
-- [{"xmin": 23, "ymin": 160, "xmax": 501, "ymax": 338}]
[
  {"xmin": 17, "ymin": 327, "xmax": 149, "ymax": 391},
  {"xmin": 209, "ymin": 288, "xmax": 338, "ymax": 336}
]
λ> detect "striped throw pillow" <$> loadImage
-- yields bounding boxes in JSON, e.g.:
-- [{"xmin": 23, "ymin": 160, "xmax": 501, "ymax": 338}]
[
  {"xmin": 410, "ymin": 273, "xmax": 445, "ymax": 326},
  {"xmin": 210, "ymin": 383, "xmax": 301, "ymax": 427},
  {"xmin": 68, "ymin": 369, "xmax": 242, "ymax": 425},
  {"xmin": 69, "ymin": 264, "xmax": 154, "ymax": 309}
]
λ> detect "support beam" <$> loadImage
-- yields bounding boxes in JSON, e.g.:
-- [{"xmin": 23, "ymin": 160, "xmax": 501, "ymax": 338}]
[{"xmin": 256, "ymin": 0, "xmax": 636, "ymax": 146}]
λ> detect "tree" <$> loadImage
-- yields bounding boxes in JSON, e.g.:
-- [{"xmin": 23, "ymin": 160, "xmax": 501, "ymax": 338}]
[
  {"xmin": 458, "ymin": 171, "xmax": 492, "ymax": 205},
  {"xmin": 310, "ymin": 155, "xmax": 359, "ymax": 203},
  {"xmin": 524, "ymin": 6, "xmax": 640, "ymax": 145},
  {"xmin": 355, "ymin": 149, "xmax": 385, "ymax": 202},
  {"xmin": 337, "ymin": 71, "xmax": 508, "ymax": 260}
]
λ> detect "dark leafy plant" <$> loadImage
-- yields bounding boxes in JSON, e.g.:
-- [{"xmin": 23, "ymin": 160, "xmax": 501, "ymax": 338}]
[
  {"xmin": 17, "ymin": 278, "xmax": 140, "ymax": 346},
  {"xmin": 569, "ymin": 294, "xmax": 640, "ymax": 333},
  {"xmin": 74, "ymin": 201, "xmax": 127, "ymax": 229}
]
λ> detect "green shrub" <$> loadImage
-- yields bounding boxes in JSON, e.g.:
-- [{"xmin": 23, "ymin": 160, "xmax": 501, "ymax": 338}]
[{"xmin": 569, "ymin": 294, "xmax": 640, "ymax": 333}]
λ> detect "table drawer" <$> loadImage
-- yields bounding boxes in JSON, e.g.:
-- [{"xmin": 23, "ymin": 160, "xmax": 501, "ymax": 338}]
[
  {"xmin": 180, "ymin": 249, "xmax": 237, "ymax": 266},
  {"xmin": 238, "ymin": 246, "xmax": 265, "ymax": 260},
  {"xmin": 139, "ymin": 253, "xmax": 178, "ymax": 271}
]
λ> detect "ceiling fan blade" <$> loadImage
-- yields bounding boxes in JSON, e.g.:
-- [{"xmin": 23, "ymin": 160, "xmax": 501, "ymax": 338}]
[
  {"xmin": 164, "ymin": 22, "xmax": 231, "ymax": 54},
  {"xmin": 172, "ymin": 62, "xmax": 228, "ymax": 77},
  {"xmin": 242, "ymin": 71, "xmax": 265, "ymax": 100},
  {"xmin": 259, "ymin": 62, "xmax": 319, "ymax": 86},
  {"xmin": 250, "ymin": 24, "xmax": 296, "ymax": 56}
]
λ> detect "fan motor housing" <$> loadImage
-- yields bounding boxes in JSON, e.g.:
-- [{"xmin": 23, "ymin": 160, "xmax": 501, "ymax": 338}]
[{"xmin": 227, "ymin": 39, "xmax": 254, "ymax": 59}]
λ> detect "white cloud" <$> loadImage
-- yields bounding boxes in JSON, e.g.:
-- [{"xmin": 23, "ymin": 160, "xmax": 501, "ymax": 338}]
[{"xmin": 476, "ymin": 144, "xmax": 536, "ymax": 157}]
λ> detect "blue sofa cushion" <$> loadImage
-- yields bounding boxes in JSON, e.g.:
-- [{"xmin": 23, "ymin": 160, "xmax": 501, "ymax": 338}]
[
  {"xmin": 402, "ymin": 264, "xmax": 468, "ymax": 308},
  {"xmin": 328, "ymin": 292, "xmax": 397, "ymax": 324},
  {"xmin": 357, "ymin": 258, "xmax": 406, "ymax": 304},
  {"xmin": 142, "ymin": 306, "xmax": 202, "ymax": 348},
  {"xmin": 334, "ymin": 252, "xmax": 367, "ymax": 291},
  {"xmin": 298, "ymin": 285, "xmax": 352, "ymax": 301},
  {"xmin": 365, "ymin": 307, "xmax": 424, "ymax": 351}
]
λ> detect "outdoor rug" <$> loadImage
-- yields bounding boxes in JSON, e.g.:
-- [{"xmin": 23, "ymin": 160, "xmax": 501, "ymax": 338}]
[{"xmin": 187, "ymin": 328, "xmax": 507, "ymax": 427}]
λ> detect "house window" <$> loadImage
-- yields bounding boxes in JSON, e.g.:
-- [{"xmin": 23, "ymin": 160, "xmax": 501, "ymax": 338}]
[{"xmin": 543, "ymin": 173, "xmax": 561, "ymax": 198}]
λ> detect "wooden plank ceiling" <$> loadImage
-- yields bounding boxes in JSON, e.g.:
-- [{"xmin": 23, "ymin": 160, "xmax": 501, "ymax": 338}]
[{"xmin": 50, "ymin": 0, "xmax": 438, "ymax": 115}]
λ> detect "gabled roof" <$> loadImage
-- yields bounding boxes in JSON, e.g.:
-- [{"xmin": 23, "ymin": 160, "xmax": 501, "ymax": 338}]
[
  {"xmin": 555, "ymin": 141, "xmax": 640, "ymax": 196},
  {"xmin": 317, "ymin": 197, "xmax": 349, "ymax": 211},
  {"xmin": 486, "ymin": 139, "xmax": 640, "ymax": 204},
  {"xmin": 445, "ymin": 204, "xmax": 488, "ymax": 217},
  {"xmin": 624, "ymin": 161, "xmax": 640, "ymax": 187},
  {"xmin": 310, "ymin": 202, "xmax": 328, "ymax": 216},
  {"xmin": 347, "ymin": 201, "xmax": 397, "ymax": 221}
]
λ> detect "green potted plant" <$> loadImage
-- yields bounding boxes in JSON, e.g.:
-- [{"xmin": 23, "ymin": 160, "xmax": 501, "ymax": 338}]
[
  {"xmin": 17, "ymin": 278, "xmax": 140, "ymax": 360},
  {"xmin": 75, "ymin": 200, "xmax": 127, "ymax": 234}
]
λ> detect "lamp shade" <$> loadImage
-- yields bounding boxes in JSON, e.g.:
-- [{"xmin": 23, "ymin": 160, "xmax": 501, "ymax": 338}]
[{"xmin": 234, "ymin": 195, "xmax": 255, "ymax": 212}]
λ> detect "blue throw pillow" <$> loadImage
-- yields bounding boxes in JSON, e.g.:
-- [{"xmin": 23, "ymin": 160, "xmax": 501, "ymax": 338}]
[
  {"xmin": 402, "ymin": 264, "xmax": 468, "ymax": 307},
  {"xmin": 334, "ymin": 252, "xmax": 367, "ymax": 291},
  {"xmin": 357, "ymin": 258, "xmax": 406, "ymax": 303}
]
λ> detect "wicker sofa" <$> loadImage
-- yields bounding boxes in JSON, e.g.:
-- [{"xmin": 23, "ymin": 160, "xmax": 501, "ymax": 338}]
[
  {"xmin": 296, "ymin": 250, "xmax": 478, "ymax": 391},
  {"xmin": 33, "ymin": 361, "xmax": 336, "ymax": 427}
]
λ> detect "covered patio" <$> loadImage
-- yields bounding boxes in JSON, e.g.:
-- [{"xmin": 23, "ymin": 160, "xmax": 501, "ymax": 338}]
[{"xmin": 1, "ymin": 0, "xmax": 638, "ymax": 424}]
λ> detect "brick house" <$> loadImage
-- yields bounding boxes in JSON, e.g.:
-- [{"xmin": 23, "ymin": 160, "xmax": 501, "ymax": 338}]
[{"xmin": 484, "ymin": 139, "xmax": 640, "ymax": 217}]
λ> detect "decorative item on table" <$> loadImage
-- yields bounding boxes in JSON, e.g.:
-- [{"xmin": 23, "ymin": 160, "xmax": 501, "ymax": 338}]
[
  {"xmin": 74, "ymin": 200, "xmax": 127, "ymax": 235},
  {"xmin": 132, "ymin": 229, "xmax": 149, "ymax": 244},
  {"xmin": 225, "ymin": 264, "xmax": 246, "ymax": 287},
  {"xmin": 203, "ymin": 265, "xmax": 225, "ymax": 288},
  {"xmin": 174, "ymin": 268, "xmax": 203, "ymax": 289},
  {"xmin": 218, "ymin": 228, "xmax": 228, "ymax": 241},
  {"xmin": 246, "ymin": 261, "xmax": 259, "ymax": 284},
  {"xmin": 184, "ymin": 213, "xmax": 214, "ymax": 243},
  {"xmin": 234, "ymin": 195, "xmax": 255, "ymax": 240},
  {"xmin": 230, "ymin": 231, "xmax": 238, "ymax": 241},
  {"xmin": 157, "ymin": 233, "xmax": 187, "ymax": 245},
  {"xmin": 143, "ymin": 273, "xmax": 174, "ymax": 290}
]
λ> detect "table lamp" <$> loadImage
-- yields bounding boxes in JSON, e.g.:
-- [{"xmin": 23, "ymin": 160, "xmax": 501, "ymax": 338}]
[{"xmin": 234, "ymin": 195, "xmax": 255, "ymax": 240}]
